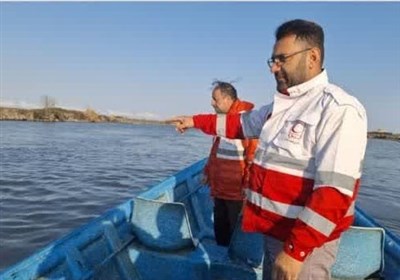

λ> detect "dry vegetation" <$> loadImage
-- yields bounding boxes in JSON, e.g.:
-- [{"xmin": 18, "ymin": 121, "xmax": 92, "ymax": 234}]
[{"xmin": 0, "ymin": 107, "xmax": 164, "ymax": 125}]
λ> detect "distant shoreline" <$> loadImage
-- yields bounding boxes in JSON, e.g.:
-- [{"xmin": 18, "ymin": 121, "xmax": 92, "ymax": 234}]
[
  {"xmin": 367, "ymin": 131, "xmax": 400, "ymax": 141},
  {"xmin": 0, "ymin": 107, "xmax": 165, "ymax": 125},
  {"xmin": 1, "ymin": 106, "xmax": 399, "ymax": 140}
]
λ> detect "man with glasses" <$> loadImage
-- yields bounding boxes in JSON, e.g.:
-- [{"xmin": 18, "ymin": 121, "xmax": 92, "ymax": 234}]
[{"xmin": 169, "ymin": 19, "xmax": 367, "ymax": 280}]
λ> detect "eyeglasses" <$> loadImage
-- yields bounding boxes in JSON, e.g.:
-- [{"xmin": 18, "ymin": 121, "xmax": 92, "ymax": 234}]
[{"xmin": 267, "ymin": 48, "xmax": 312, "ymax": 68}]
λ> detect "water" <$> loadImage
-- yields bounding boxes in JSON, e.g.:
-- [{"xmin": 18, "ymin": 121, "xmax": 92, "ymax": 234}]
[
  {"xmin": 0, "ymin": 121, "xmax": 210, "ymax": 269},
  {"xmin": 0, "ymin": 121, "xmax": 399, "ymax": 269}
]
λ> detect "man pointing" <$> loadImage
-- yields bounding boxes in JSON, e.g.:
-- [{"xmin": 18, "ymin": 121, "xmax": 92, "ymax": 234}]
[{"xmin": 170, "ymin": 19, "xmax": 367, "ymax": 280}]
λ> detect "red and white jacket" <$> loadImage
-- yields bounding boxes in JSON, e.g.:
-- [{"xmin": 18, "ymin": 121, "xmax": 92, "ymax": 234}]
[
  {"xmin": 193, "ymin": 70, "xmax": 367, "ymax": 262},
  {"xmin": 204, "ymin": 100, "xmax": 258, "ymax": 201}
]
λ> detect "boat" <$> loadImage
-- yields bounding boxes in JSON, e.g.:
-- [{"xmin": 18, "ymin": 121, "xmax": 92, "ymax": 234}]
[{"xmin": 0, "ymin": 158, "xmax": 399, "ymax": 280}]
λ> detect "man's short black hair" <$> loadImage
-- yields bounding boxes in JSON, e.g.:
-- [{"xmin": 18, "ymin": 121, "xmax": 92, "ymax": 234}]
[
  {"xmin": 212, "ymin": 80, "xmax": 237, "ymax": 100},
  {"xmin": 276, "ymin": 19, "xmax": 325, "ymax": 65}
]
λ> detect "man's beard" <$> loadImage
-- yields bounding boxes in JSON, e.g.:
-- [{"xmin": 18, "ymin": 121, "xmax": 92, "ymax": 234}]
[{"xmin": 214, "ymin": 107, "xmax": 223, "ymax": 113}]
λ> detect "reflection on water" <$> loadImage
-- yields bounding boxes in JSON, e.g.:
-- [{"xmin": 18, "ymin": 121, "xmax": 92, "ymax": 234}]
[{"xmin": 0, "ymin": 121, "xmax": 399, "ymax": 269}]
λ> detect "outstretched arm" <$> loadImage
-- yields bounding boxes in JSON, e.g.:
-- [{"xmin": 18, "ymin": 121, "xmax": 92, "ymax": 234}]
[
  {"xmin": 166, "ymin": 105, "xmax": 273, "ymax": 139},
  {"xmin": 166, "ymin": 114, "xmax": 245, "ymax": 138}
]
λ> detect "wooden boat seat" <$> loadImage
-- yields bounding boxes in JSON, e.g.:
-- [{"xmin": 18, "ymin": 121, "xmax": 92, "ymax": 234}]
[
  {"xmin": 332, "ymin": 226, "xmax": 385, "ymax": 279},
  {"xmin": 130, "ymin": 197, "xmax": 198, "ymax": 252}
]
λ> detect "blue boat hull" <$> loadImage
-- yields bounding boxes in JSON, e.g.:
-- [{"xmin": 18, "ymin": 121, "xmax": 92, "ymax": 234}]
[{"xmin": 1, "ymin": 158, "xmax": 399, "ymax": 280}]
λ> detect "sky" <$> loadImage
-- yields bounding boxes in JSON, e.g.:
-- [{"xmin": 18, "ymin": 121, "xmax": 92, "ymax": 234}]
[{"xmin": 1, "ymin": 2, "xmax": 399, "ymax": 132}]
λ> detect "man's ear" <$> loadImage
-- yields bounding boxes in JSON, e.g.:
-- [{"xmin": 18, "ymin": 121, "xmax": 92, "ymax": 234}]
[{"xmin": 309, "ymin": 47, "xmax": 321, "ymax": 69}]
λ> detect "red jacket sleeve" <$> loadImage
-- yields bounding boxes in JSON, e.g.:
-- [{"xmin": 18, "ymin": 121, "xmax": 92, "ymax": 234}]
[{"xmin": 193, "ymin": 114, "xmax": 245, "ymax": 139}]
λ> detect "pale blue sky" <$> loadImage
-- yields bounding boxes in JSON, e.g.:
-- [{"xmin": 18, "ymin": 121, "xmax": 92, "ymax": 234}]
[{"xmin": 1, "ymin": 2, "xmax": 399, "ymax": 132}]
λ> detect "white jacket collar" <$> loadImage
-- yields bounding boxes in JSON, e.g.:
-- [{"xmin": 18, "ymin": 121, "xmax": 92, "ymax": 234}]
[{"xmin": 281, "ymin": 69, "xmax": 329, "ymax": 98}]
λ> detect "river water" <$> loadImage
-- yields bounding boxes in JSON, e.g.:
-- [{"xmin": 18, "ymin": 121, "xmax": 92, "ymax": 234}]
[{"xmin": 0, "ymin": 121, "xmax": 399, "ymax": 269}]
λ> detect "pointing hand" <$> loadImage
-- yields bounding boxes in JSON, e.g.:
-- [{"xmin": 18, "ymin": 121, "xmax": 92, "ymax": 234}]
[{"xmin": 164, "ymin": 116, "xmax": 195, "ymax": 133}]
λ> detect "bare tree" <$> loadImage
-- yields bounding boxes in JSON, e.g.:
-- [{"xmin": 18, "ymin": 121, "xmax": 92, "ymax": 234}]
[
  {"xmin": 40, "ymin": 95, "xmax": 56, "ymax": 120},
  {"xmin": 41, "ymin": 95, "xmax": 56, "ymax": 109}
]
